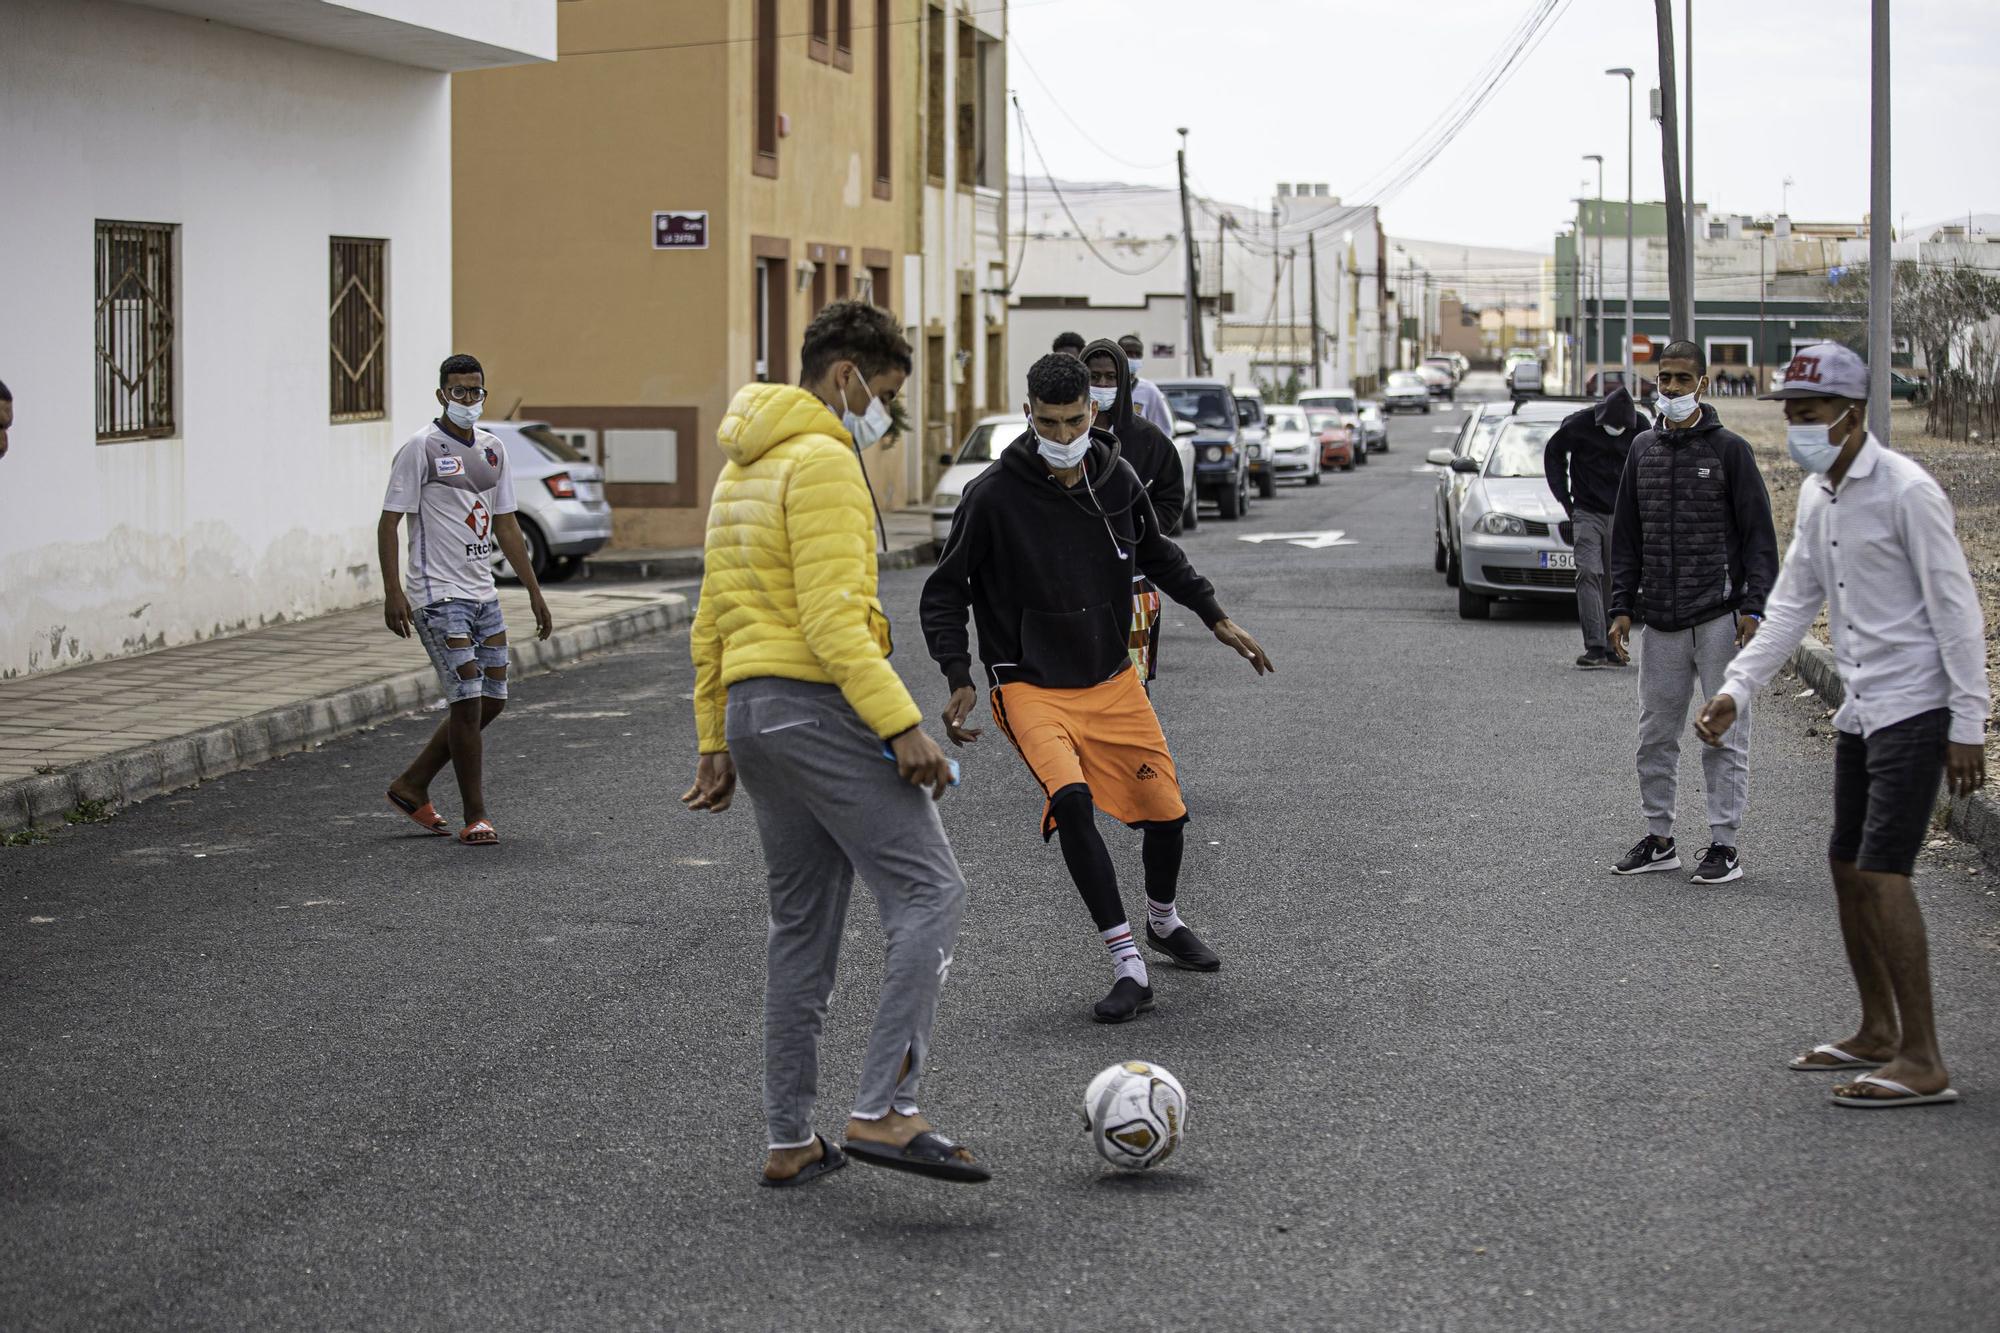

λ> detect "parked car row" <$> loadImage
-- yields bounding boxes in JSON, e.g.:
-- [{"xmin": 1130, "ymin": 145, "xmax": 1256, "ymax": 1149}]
[{"xmin": 477, "ymin": 420, "xmax": 614, "ymax": 583}]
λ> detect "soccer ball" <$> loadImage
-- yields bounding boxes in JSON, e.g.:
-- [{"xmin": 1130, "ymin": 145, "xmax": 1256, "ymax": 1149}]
[{"xmin": 1082, "ymin": 1060, "xmax": 1187, "ymax": 1170}]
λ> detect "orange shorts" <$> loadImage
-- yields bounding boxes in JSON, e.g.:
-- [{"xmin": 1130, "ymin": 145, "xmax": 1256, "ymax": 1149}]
[{"xmin": 991, "ymin": 667, "xmax": 1188, "ymax": 838}]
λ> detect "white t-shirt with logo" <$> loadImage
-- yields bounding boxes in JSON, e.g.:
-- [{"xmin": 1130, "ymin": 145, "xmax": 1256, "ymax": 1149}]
[{"xmin": 382, "ymin": 422, "xmax": 518, "ymax": 606}]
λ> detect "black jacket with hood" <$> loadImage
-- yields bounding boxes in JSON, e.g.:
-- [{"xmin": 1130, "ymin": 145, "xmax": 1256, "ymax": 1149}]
[
  {"xmin": 1607, "ymin": 401, "xmax": 1779, "ymax": 633},
  {"xmin": 1082, "ymin": 337, "xmax": 1186, "ymax": 532},
  {"xmin": 920, "ymin": 429, "xmax": 1225, "ymax": 692},
  {"xmin": 1542, "ymin": 387, "xmax": 1650, "ymax": 517}
]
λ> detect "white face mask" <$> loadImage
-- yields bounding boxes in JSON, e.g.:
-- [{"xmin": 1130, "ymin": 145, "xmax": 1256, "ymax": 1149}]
[
  {"xmin": 1088, "ymin": 385, "xmax": 1119, "ymax": 410},
  {"xmin": 444, "ymin": 398, "xmax": 482, "ymax": 429},
  {"xmin": 1787, "ymin": 407, "xmax": 1854, "ymax": 474},
  {"xmin": 1659, "ymin": 389, "xmax": 1701, "ymax": 424},
  {"xmin": 1603, "ymin": 423, "xmax": 1626, "ymax": 437},
  {"xmin": 1127, "ymin": 358, "xmax": 1143, "ymax": 377},
  {"xmin": 1031, "ymin": 411, "xmax": 1093, "ymax": 469},
  {"xmin": 840, "ymin": 372, "xmax": 893, "ymax": 451}
]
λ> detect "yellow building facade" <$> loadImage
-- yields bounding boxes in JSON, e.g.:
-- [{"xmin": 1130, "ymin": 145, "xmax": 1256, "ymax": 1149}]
[{"xmin": 454, "ymin": 1, "xmax": 1006, "ymax": 551}]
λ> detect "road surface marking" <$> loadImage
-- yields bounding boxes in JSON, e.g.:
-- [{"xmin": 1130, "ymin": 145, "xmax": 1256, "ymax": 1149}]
[{"xmin": 1237, "ymin": 530, "xmax": 1357, "ymax": 550}]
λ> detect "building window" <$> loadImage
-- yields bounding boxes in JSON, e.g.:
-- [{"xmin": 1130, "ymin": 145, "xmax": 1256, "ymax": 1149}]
[
  {"xmin": 864, "ymin": 250, "xmax": 893, "ymax": 315},
  {"xmin": 94, "ymin": 219, "xmax": 177, "ymax": 442},
  {"xmin": 754, "ymin": 0, "xmax": 778, "ymax": 177},
  {"xmin": 873, "ymin": 0, "xmax": 893, "ymax": 198},
  {"xmin": 986, "ymin": 327, "xmax": 1003, "ymax": 411},
  {"xmin": 956, "ymin": 19, "xmax": 977, "ymax": 187},
  {"xmin": 834, "ymin": 0, "xmax": 854, "ymax": 70},
  {"xmin": 810, "ymin": 260, "xmax": 828, "ymax": 315},
  {"xmin": 329, "ymin": 237, "xmax": 387, "ymax": 422},
  {"xmin": 925, "ymin": 4, "xmax": 946, "ymax": 182},
  {"xmin": 753, "ymin": 237, "xmax": 791, "ymax": 383},
  {"xmin": 975, "ymin": 34, "xmax": 1003, "ymax": 190},
  {"xmin": 810, "ymin": 0, "xmax": 829, "ymax": 62},
  {"xmin": 835, "ymin": 257, "xmax": 851, "ymax": 301}
]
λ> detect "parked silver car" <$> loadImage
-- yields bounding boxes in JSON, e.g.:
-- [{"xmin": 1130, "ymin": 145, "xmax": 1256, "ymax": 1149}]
[
  {"xmin": 479, "ymin": 421, "xmax": 613, "ymax": 582},
  {"xmin": 1449, "ymin": 416, "xmax": 1578, "ymax": 620},
  {"xmin": 1429, "ymin": 397, "xmax": 1578, "ymax": 588},
  {"xmin": 1382, "ymin": 370, "xmax": 1431, "ymax": 414}
]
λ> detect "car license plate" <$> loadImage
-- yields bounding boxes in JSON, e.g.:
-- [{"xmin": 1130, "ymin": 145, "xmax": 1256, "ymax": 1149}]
[{"xmin": 1540, "ymin": 551, "xmax": 1575, "ymax": 570}]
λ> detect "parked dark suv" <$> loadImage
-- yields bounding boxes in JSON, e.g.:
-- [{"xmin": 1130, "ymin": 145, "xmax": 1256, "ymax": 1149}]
[{"xmin": 1159, "ymin": 379, "xmax": 1251, "ymax": 520}]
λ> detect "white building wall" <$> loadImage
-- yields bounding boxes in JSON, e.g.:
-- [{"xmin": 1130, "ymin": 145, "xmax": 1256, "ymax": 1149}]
[{"xmin": 0, "ymin": 0, "xmax": 502, "ymax": 678}]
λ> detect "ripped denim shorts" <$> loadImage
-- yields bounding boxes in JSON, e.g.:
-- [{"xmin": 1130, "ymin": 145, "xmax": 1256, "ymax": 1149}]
[{"xmin": 414, "ymin": 599, "xmax": 510, "ymax": 702}]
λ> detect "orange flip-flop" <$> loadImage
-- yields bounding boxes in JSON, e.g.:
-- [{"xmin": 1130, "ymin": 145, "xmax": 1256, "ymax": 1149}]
[
  {"xmin": 387, "ymin": 790, "xmax": 448, "ymax": 835},
  {"xmin": 458, "ymin": 819, "xmax": 499, "ymax": 846}
]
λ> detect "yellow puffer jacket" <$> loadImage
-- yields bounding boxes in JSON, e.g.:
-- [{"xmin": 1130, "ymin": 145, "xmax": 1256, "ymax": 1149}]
[{"xmin": 690, "ymin": 382, "xmax": 922, "ymax": 753}]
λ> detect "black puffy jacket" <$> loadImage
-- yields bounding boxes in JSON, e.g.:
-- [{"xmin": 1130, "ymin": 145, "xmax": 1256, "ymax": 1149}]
[{"xmin": 1607, "ymin": 403, "xmax": 1779, "ymax": 633}]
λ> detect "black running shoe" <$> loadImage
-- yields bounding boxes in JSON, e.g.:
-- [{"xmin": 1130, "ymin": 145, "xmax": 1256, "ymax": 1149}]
[
  {"xmin": 1146, "ymin": 923, "xmax": 1221, "ymax": 972},
  {"xmin": 1613, "ymin": 834, "xmax": 1681, "ymax": 875},
  {"xmin": 1576, "ymin": 648, "xmax": 1608, "ymax": 668},
  {"xmin": 1689, "ymin": 844, "xmax": 1743, "ymax": 884},
  {"xmin": 1092, "ymin": 976, "xmax": 1155, "ymax": 1024}
]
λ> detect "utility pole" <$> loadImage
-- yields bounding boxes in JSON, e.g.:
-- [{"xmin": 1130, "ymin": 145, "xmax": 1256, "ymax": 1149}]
[
  {"xmin": 1585, "ymin": 153, "xmax": 1604, "ymax": 391},
  {"xmin": 1757, "ymin": 231, "xmax": 1767, "ymax": 393},
  {"xmin": 1652, "ymin": 2, "xmax": 1690, "ymax": 342},
  {"xmin": 1175, "ymin": 127, "xmax": 1205, "ymax": 377},
  {"xmin": 1288, "ymin": 248, "xmax": 1300, "ymax": 385},
  {"xmin": 1607, "ymin": 67, "xmax": 1636, "ymax": 386},
  {"xmin": 1868, "ymin": 0, "xmax": 1891, "ymax": 442},
  {"xmin": 1684, "ymin": 0, "xmax": 1697, "ymax": 339},
  {"xmin": 1307, "ymin": 231, "xmax": 1324, "ymax": 387}
]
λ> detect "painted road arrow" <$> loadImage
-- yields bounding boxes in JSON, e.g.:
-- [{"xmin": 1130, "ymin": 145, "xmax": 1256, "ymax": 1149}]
[{"xmin": 1236, "ymin": 530, "xmax": 1357, "ymax": 550}]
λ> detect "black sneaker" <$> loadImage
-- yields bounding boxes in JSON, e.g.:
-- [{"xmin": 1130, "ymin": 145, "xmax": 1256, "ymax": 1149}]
[
  {"xmin": 1613, "ymin": 834, "xmax": 1681, "ymax": 875},
  {"xmin": 1146, "ymin": 922, "xmax": 1221, "ymax": 972},
  {"xmin": 1689, "ymin": 844, "xmax": 1743, "ymax": 884},
  {"xmin": 1092, "ymin": 976, "xmax": 1155, "ymax": 1024},
  {"xmin": 1576, "ymin": 648, "xmax": 1608, "ymax": 668}
]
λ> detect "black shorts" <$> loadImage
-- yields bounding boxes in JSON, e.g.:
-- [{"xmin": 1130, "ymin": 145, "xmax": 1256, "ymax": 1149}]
[{"xmin": 1829, "ymin": 708, "xmax": 1950, "ymax": 876}]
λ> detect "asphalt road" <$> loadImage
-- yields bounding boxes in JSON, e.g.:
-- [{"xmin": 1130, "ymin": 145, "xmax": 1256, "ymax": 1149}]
[{"xmin": 6, "ymin": 379, "xmax": 1998, "ymax": 1331}]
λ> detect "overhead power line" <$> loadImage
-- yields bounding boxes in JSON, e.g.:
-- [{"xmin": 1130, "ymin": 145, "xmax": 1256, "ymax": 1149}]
[{"xmin": 1017, "ymin": 107, "xmax": 1183, "ymax": 279}]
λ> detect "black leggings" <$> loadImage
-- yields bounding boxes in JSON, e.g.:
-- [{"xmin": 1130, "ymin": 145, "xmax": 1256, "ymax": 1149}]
[{"xmin": 1050, "ymin": 787, "xmax": 1184, "ymax": 933}]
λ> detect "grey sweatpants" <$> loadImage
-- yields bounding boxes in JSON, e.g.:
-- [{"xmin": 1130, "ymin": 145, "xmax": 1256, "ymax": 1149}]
[
  {"xmin": 1572, "ymin": 509, "xmax": 1613, "ymax": 653},
  {"xmin": 1636, "ymin": 613, "xmax": 1752, "ymax": 844},
  {"xmin": 725, "ymin": 679, "xmax": 968, "ymax": 1150}
]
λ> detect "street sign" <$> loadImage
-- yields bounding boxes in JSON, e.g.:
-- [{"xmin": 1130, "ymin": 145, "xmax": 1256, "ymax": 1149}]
[
  {"xmin": 1632, "ymin": 333, "xmax": 1653, "ymax": 361},
  {"xmin": 1236, "ymin": 530, "xmax": 1355, "ymax": 549},
  {"xmin": 652, "ymin": 211, "xmax": 709, "ymax": 250}
]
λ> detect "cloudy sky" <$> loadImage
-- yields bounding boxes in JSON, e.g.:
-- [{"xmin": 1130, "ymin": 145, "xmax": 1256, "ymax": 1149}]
[{"xmin": 1004, "ymin": 0, "xmax": 1996, "ymax": 251}]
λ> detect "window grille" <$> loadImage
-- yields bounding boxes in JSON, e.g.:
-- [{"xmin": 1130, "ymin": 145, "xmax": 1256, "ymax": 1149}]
[
  {"xmin": 94, "ymin": 220, "xmax": 177, "ymax": 441},
  {"xmin": 330, "ymin": 237, "xmax": 387, "ymax": 421}
]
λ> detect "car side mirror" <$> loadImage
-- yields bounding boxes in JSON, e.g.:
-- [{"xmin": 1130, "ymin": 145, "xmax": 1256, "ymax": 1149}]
[
  {"xmin": 1173, "ymin": 419, "xmax": 1197, "ymax": 438},
  {"xmin": 937, "ymin": 452, "xmax": 955, "ymax": 468},
  {"xmin": 1426, "ymin": 448, "xmax": 1454, "ymax": 467},
  {"xmin": 1450, "ymin": 456, "xmax": 1479, "ymax": 474}
]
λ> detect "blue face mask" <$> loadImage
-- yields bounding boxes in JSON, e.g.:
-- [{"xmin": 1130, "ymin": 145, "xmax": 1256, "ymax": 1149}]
[{"xmin": 1127, "ymin": 358, "xmax": 1143, "ymax": 377}]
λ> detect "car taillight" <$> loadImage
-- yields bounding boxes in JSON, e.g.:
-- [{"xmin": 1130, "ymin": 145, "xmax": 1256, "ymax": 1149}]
[{"xmin": 543, "ymin": 472, "xmax": 576, "ymax": 499}]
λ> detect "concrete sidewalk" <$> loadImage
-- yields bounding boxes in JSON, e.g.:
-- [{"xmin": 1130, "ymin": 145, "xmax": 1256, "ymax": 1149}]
[
  {"xmin": 587, "ymin": 506, "xmax": 939, "ymax": 581},
  {"xmin": 0, "ymin": 585, "xmax": 688, "ymax": 836},
  {"xmin": 0, "ymin": 509, "xmax": 942, "ymax": 837}
]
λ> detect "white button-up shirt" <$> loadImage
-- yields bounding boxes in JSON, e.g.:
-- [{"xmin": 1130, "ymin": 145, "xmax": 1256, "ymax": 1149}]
[
  {"xmin": 1131, "ymin": 378, "xmax": 1176, "ymax": 437},
  {"xmin": 1721, "ymin": 434, "xmax": 1989, "ymax": 745}
]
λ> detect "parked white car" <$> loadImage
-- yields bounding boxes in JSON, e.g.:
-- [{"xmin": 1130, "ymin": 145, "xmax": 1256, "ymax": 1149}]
[
  {"xmin": 478, "ymin": 420, "xmax": 613, "ymax": 582},
  {"xmin": 930, "ymin": 415, "xmax": 1197, "ymax": 541}
]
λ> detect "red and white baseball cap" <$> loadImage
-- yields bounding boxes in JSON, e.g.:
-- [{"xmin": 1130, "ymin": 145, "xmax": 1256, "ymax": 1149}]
[{"xmin": 1760, "ymin": 341, "xmax": 1870, "ymax": 400}]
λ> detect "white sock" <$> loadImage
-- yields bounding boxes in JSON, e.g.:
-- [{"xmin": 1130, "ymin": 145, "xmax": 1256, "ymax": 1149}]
[
  {"xmin": 1146, "ymin": 896, "xmax": 1184, "ymax": 935},
  {"xmin": 1102, "ymin": 923, "xmax": 1148, "ymax": 986}
]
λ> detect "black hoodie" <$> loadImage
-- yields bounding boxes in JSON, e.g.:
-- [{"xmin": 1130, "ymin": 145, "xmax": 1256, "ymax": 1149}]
[
  {"xmin": 920, "ymin": 429, "xmax": 1225, "ymax": 692},
  {"xmin": 1542, "ymin": 387, "xmax": 1650, "ymax": 517},
  {"xmin": 1082, "ymin": 337, "xmax": 1186, "ymax": 532},
  {"xmin": 1608, "ymin": 401, "xmax": 1779, "ymax": 632}
]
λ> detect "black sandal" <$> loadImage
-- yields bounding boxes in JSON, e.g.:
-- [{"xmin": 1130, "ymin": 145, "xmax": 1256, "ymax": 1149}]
[
  {"xmin": 844, "ymin": 1130, "xmax": 991, "ymax": 1184},
  {"xmin": 758, "ymin": 1134, "xmax": 846, "ymax": 1189}
]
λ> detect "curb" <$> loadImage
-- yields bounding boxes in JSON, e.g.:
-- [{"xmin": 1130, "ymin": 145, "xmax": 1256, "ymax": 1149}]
[
  {"xmin": 1789, "ymin": 634, "xmax": 2000, "ymax": 861},
  {"xmin": 0, "ymin": 594, "xmax": 691, "ymax": 838},
  {"xmin": 590, "ymin": 537, "xmax": 937, "ymax": 582}
]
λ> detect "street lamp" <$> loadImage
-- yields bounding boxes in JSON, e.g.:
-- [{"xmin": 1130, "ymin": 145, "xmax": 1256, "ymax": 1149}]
[
  {"xmin": 1606, "ymin": 67, "xmax": 1635, "ymax": 388},
  {"xmin": 1583, "ymin": 152, "xmax": 1604, "ymax": 393}
]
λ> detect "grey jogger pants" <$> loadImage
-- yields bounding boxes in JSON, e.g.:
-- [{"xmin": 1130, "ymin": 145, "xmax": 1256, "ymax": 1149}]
[
  {"xmin": 1572, "ymin": 509, "xmax": 1613, "ymax": 653},
  {"xmin": 725, "ymin": 679, "xmax": 968, "ymax": 1150},
  {"xmin": 1636, "ymin": 613, "xmax": 1752, "ymax": 844}
]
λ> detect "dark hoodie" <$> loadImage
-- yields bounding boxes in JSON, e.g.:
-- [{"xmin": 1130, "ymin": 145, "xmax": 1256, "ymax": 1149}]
[
  {"xmin": 1082, "ymin": 337, "xmax": 1186, "ymax": 532},
  {"xmin": 1608, "ymin": 401, "xmax": 1779, "ymax": 633},
  {"xmin": 1542, "ymin": 387, "xmax": 1649, "ymax": 517},
  {"xmin": 920, "ymin": 430, "xmax": 1225, "ymax": 692}
]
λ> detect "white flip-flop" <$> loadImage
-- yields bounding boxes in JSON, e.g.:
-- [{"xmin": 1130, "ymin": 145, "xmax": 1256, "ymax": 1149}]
[
  {"xmin": 1831, "ymin": 1073, "xmax": 1961, "ymax": 1109},
  {"xmin": 1789, "ymin": 1042, "xmax": 1887, "ymax": 1072}
]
